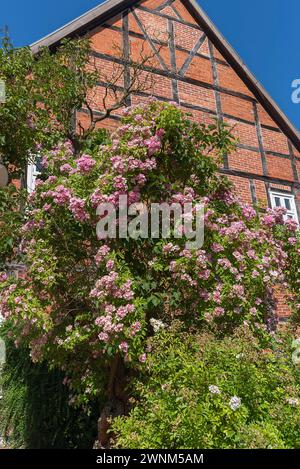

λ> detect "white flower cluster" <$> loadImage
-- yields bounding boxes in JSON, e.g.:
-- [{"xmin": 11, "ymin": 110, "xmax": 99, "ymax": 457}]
[
  {"xmin": 208, "ymin": 386, "xmax": 242, "ymax": 411},
  {"xmin": 236, "ymin": 353, "xmax": 244, "ymax": 360},
  {"xmin": 286, "ymin": 398, "xmax": 299, "ymax": 407},
  {"xmin": 229, "ymin": 396, "xmax": 242, "ymax": 411},
  {"xmin": 150, "ymin": 318, "xmax": 166, "ymax": 333},
  {"xmin": 209, "ymin": 385, "xmax": 221, "ymax": 395}
]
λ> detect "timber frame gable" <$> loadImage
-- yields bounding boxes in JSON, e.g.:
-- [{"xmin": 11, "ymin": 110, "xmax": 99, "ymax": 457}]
[{"xmin": 30, "ymin": 0, "xmax": 300, "ymax": 222}]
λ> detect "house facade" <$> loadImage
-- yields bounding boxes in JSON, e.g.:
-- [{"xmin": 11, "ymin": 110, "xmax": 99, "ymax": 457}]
[{"xmin": 30, "ymin": 0, "xmax": 300, "ymax": 317}]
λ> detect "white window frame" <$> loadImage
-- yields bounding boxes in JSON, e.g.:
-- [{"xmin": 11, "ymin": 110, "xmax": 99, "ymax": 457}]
[
  {"xmin": 26, "ymin": 156, "xmax": 42, "ymax": 193},
  {"xmin": 269, "ymin": 191, "xmax": 299, "ymax": 224}
]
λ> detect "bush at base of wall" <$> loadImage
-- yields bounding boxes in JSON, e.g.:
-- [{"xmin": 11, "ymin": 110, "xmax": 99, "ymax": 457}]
[{"xmin": 112, "ymin": 323, "xmax": 300, "ymax": 449}]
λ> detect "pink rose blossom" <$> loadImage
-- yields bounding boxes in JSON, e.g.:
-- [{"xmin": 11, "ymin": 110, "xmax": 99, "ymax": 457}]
[
  {"xmin": 76, "ymin": 154, "xmax": 96, "ymax": 173},
  {"xmin": 106, "ymin": 260, "xmax": 115, "ymax": 271},
  {"xmin": 131, "ymin": 321, "xmax": 142, "ymax": 336},
  {"xmin": 242, "ymin": 205, "xmax": 256, "ymax": 220},
  {"xmin": 214, "ymin": 307, "xmax": 225, "ymax": 317},
  {"xmin": 95, "ymin": 245, "xmax": 110, "ymax": 265},
  {"xmin": 144, "ymin": 135, "xmax": 161, "ymax": 156},
  {"xmin": 139, "ymin": 353, "xmax": 147, "ymax": 363},
  {"xmin": 211, "ymin": 243, "xmax": 224, "ymax": 253},
  {"xmin": 98, "ymin": 332, "xmax": 109, "ymax": 343},
  {"xmin": 119, "ymin": 341, "xmax": 129, "ymax": 353},
  {"xmin": 0, "ymin": 272, "xmax": 8, "ymax": 283},
  {"xmin": 113, "ymin": 176, "xmax": 127, "ymax": 191},
  {"xmin": 52, "ymin": 185, "xmax": 71, "ymax": 205},
  {"xmin": 69, "ymin": 197, "xmax": 90, "ymax": 222}
]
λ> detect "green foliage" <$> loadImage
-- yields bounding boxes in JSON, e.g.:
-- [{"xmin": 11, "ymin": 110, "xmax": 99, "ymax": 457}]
[
  {"xmin": 32, "ymin": 39, "xmax": 99, "ymax": 152},
  {"xmin": 112, "ymin": 324, "xmax": 300, "ymax": 449},
  {"xmin": 275, "ymin": 228, "xmax": 300, "ymax": 323},
  {"xmin": 0, "ymin": 101, "xmax": 299, "ymax": 448},
  {"xmin": 0, "ymin": 35, "xmax": 98, "ymax": 175},
  {"xmin": 0, "ymin": 186, "xmax": 25, "ymax": 268},
  {"xmin": 0, "ymin": 102, "xmax": 298, "ymax": 406},
  {"xmin": 0, "ymin": 325, "xmax": 99, "ymax": 448},
  {"xmin": 0, "ymin": 103, "xmax": 237, "ymax": 403},
  {"xmin": 0, "ymin": 36, "xmax": 37, "ymax": 175}
]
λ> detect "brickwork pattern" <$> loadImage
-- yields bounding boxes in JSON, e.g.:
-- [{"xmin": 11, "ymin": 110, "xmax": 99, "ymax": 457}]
[{"xmin": 75, "ymin": 0, "xmax": 300, "ymax": 317}]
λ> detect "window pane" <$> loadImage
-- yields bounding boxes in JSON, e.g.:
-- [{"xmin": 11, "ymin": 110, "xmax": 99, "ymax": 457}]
[
  {"xmin": 274, "ymin": 197, "xmax": 281, "ymax": 207},
  {"xmin": 35, "ymin": 157, "xmax": 43, "ymax": 172},
  {"xmin": 284, "ymin": 198, "xmax": 291, "ymax": 211}
]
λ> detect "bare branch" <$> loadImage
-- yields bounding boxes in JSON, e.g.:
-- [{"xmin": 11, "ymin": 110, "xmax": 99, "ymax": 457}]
[{"xmin": 80, "ymin": 28, "xmax": 166, "ymax": 139}]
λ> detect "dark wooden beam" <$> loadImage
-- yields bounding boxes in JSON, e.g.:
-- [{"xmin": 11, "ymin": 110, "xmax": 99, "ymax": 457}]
[
  {"xmin": 103, "ymin": 21, "xmax": 229, "ymax": 66},
  {"xmin": 288, "ymin": 140, "xmax": 299, "ymax": 182},
  {"xmin": 249, "ymin": 178, "xmax": 257, "ymax": 205},
  {"xmin": 178, "ymin": 33, "xmax": 206, "ymax": 76},
  {"xmin": 220, "ymin": 168, "xmax": 300, "ymax": 189},
  {"xmin": 155, "ymin": 0, "xmax": 174, "ymax": 11},
  {"xmin": 167, "ymin": 18, "xmax": 179, "ymax": 102},
  {"xmin": 91, "ymin": 50, "xmax": 258, "ymax": 103},
  {"xmin": 137, "ymin": 4, "xmax": 202, "ymax": 30},
  {"xmin": 122, "ymin": 10, "xmax": 131, "ymax": 106},
  {"xmin": 171, "ymin": 4, "xmax": 183, "ymax": 20},
  {"xmin": 183, "ymin": 0, "xmax": 300, "ymax": 152},
  {"xmin": 253, "ymin": 102, "xmax": 268, "ymax": 177},
  {"xmin": 131, "ymin": 8, "xmax": 169, "ymax": 71},
  {"xmin": 208, "ymin": 39, "xmax": 228, "ymax": 168}
]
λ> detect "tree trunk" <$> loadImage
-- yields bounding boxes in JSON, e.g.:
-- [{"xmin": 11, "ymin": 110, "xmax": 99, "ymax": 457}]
[
  {"xmin": 96, "ymin": 355, "xmax": 127, "ymax": 448},
  {"xmin": 264, "ymin": 289, "xmax": 278, "ymax": 332}
]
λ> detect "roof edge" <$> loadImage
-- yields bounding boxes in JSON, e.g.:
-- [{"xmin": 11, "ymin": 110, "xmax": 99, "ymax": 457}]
[
  {"xmin": 30, "ymin": 0, "xmax": 300, "ymax": 151},
  {"xmin": 184, "ymin": 0, "xmax": 300, "ymax": 151},
  {"xmin": 30, "ymin": 0, "xmax": 139, "ymax": 54}
]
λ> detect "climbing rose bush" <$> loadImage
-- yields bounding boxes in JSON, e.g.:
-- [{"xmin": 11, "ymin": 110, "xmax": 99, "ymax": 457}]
[
  {"xmin": 0, "ymin": 101, "xmax": 299, "ymax": 403},
  {"xmin": 276, "ymin": 230, "xmax": 300, "ymax": 323}
]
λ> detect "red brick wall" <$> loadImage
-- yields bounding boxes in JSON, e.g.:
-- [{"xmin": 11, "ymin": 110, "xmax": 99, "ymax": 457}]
[{"xmin": 77, "ymin": 0, "xmax": 299, "ymax": 318}]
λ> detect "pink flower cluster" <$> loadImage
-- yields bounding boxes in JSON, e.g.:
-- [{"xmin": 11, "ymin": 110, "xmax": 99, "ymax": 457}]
[
  {"xmin": 163, "ymin": 243, "xmax": 180, "ymax": 254},
  {"xmin": 144, "ymin": 135, "xmax": 162, "ymax": 156},
  {"xmin": 119, "ymin": 341, "xmax": 129, "ymax": 353},
  {"xmin": 242, "ymin": 204, "xmax": 257, "ymax": 220},
  {"xmin": 211, "ymin": 243, "xmax": 224, "ymax": 253},
  {"xmin": 94, "ymin": 300, "xmax": 138, "ymax": 353},
  {"xmin": 22, "ymin": 219, "xmax": 45, "ymax": 233},
  {"xmin": 75, "ymin": 154, "xmax": 96, "ymax": 173},
  {"xmin": 92, "ymin": 274, "xmax": 134, "ymax": 302},
  {"xmin": 52, "ymin": 185, "xmax": 72, "ymax": 206},
  {"xmin": 113, "ymin": 176, "xmax": 128, "ymax": 191},
  {"xmin": 159, "ymin": 192, "xmax": 293, "ymax": 326},
  {"xmin": 95, "ymin": 245, "xmax": 111, "ymax": 266},
  {"xmin": 69, "ymin": 197, "xmax": 90, "ymax": 222},
  {"xmin": 172, "ymin": 187, "xmax": 195, "ymax": 205},
  {"xmin": 60, "ymin": 163, "xmax": 74, "ymax": 175},
  {"xmin": 0, "ymin": 272, "xmax": 8, "ymax": 283}
]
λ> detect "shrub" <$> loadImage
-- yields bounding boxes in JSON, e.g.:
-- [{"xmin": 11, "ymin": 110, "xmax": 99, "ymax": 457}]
[
  {"xmin": 0, "ymin": 186, "xmax": 25, "ymax": 269},
  {"xmin": 0, "ymin": 102, "xmax": 299, "ymax": 449},
  {"xmin": 0, "ymin": 326, "xmax": 99, "ymax": 448},
  {"xmin": 0, "ymin": 102, "xmax": 298, "ymax": 404},
  {"xmin": 112, "ymin": 324, "xmax": 300, "ymax": 449}
]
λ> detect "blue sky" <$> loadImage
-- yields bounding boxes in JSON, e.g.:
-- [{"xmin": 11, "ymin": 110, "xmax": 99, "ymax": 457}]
[{"xmin": 1, "ymin": 0, "xmax": 299, "ymax": 130}]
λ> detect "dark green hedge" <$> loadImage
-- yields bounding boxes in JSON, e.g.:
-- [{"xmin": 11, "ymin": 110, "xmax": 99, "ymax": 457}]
[{"xmin": 0, "ymin": 328, "xmax": 99, "ymax": 449}]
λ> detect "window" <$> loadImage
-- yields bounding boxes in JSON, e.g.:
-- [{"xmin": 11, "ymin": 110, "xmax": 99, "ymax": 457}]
[
  {"xmin": 270, "ymin": 191, "xmax": 299, "ymax": 224},
  {"xmin": 26, "ymin": 156, "xmax": 42, "ymax": 193}
]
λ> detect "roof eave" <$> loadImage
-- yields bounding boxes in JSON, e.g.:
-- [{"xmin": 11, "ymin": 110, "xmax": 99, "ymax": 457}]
[
  {"xmin": 30, "ymin": 0, "xmax": 139, "ymax": 54},
  {"xmin": 184, "ymin": 0, "xmax": 300, "ymax": 151},
  {"xmin": 30, "ymin": 0, "xmax": 300, "ymax": 152}
]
